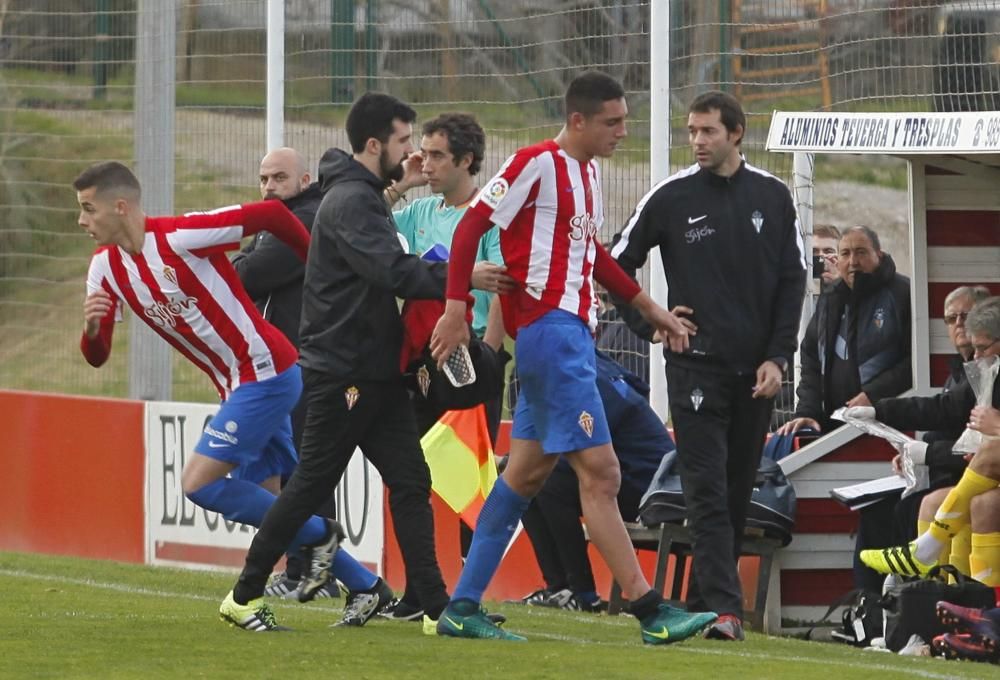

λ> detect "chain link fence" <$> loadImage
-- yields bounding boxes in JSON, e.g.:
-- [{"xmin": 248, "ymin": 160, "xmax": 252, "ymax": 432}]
[{"xmin": 1, "ymin": 1, "xmax": 997, "ymax": 416}]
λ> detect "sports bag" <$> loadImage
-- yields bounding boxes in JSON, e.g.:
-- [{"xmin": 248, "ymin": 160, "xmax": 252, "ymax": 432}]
[
  {"xmin": 882, "ymin": 564, "xmax": 995, "ymax": 652},
  {"xmin": 637, "ymin": 450, "xmax": 686, "ymax": 527},
  {"xmin": 638, "ymin": 452, "xmax": 797, "ymax": 546},
  {"xmin": 746, "ymin": 457, "xmax": 796, "ymax": 546}
]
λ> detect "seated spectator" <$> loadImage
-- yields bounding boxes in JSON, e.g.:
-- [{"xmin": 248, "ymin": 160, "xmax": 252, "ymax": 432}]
[
  {"xmin": 518, "ymin": 350, "xmax": 672, "ymax": 612},
  {"xmin": 837, "ymin": 286, "xmax": 987, "ymax": 595},
  {"xmin": 779, "ymin": 225, "xmax": 912, "ymax": 435},
  {"xmin": 882, "ymin": 286, "xmax": 991, "ymax": 571},
  {"xmin": 777, "ymin": 225, "xmax": 912, "ymax": 595},
  {"xmin": 811, "ymin": 223, "xmax": 841, "ymax": 295},
  {"xmin": 859, "ymin": 298, "xmax": 1000, "ymax": 597}
]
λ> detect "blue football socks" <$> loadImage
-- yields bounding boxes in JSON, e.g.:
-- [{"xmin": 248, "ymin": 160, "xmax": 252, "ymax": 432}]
[
  {"xmin": 451, "ymin": 476, "xmax": 531, "ymax": 604},
  {"xmin": 186, "ymin": 477, "xmax": 327, "ymax": 551},
  {"xmin": 331, "ymin": 549, "xmax": 378, "ymax": 592}
]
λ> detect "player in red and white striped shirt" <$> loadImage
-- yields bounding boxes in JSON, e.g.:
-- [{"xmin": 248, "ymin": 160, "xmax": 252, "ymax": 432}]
[
  {"xmin": 429, "ymin": 72, "xmax": 717, "ymax": 643},
  {"xmin": 75, "ymin": 162, "xmax": 377, "ymax": 630},
  {"xmin": 462, "ymin": 138, "xmax": 607, "ymax": 334},
  {"xmin": 81, "ymin": 198, "xmax": 303, "ymax": 399}
]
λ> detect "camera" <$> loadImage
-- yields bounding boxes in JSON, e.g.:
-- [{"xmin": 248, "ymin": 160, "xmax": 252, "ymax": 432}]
[{"xmin": 812, "ymin": 254, "xmax": 825, "ymax": 279}]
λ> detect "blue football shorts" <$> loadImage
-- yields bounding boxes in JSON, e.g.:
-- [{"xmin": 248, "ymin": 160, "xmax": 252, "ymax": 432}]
[
  {"xmin": 511, "ymin": 310, "xmax": 611, "ymax": 454},
  {"xmin": 195, "ymin": 363, "xmax": 301, "ymax": 484}
]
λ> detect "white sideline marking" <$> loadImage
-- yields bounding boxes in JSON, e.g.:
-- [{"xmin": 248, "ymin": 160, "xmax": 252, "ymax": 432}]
[
  {"xmin": 526, "ymin": 628, "xmax": 963, "ymax": 680},
  {"xmin": 0, "ymin": 568, "xmax": 335, "ymax": 614},
  {"xmin": 1, "ymin": 568, "xmax": 973, "ymax": 679}
]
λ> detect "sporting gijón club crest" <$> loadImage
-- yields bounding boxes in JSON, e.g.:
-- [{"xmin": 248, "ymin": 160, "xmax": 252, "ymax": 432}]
[
  {"xmin": 345, "ymin": 386, "xmax": 359, "ymax": 410},
  {"xmin": 416, "ymin": 365, "xmax": 431, "ymax": 397},
  {"xmin": 690, "ymin": 388, "xmax": 704, "ymax": 412}
]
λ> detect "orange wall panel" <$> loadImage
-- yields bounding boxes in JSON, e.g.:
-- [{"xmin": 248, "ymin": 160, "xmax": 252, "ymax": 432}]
[{"xmin": 0, "ymin": 389, "xmax": 145, "ymax": 563}]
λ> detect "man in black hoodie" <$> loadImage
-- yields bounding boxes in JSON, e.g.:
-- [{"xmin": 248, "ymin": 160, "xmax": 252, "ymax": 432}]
[
  {"xmin": 233, "ymin": 147, "xmax": 320, "ymax": 351},
  {"xmin": 232, "ymin": 147, "xmax": 321, "ymax": 448},
  {"xmin": 224, "ymin": 92, "xmax": 511, "ymax": 631}
]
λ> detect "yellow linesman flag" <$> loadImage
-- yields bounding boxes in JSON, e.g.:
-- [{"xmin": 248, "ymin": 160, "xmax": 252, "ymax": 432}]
[{"xmin": 420, "ymin": 403, "xmax": 498, "ymax": 528}]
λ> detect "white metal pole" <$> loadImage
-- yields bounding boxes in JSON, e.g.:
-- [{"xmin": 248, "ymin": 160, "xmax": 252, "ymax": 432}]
[
  {"xmin": 132, "ymin": 0, "xmax": 176, "ymax": 400},
  {"xmin": 792, "ymin": 151, "xmax": 815, "ymax": 392},
  {"xmin": 648, "ymin": 0, "xmax": 670, "ymax": 420},
  {"xmin": 266, "ymin": 0, "xmax": 284, "ymax": 150},
  {"xmin": 792, "ymin": 151, "xmax": 815, "ymax": 344}
]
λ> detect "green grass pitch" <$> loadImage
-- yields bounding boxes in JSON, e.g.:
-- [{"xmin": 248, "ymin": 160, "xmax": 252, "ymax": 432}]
[{"xmin": 0, "ymin": 551, "xmax": 993, "ymax": 679}]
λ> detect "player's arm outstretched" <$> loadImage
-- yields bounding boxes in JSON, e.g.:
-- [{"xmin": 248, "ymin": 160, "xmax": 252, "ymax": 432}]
[
  {"xmin": 593, "ymin": 242, "xmax": 692, "ymax": 353},
  {"xmin": 239, "ymin": 201, "xmax": 310, "ymax": 261},
  {"xmin": 431, "ymin": 208, "xmax": 515, "ymax": 367},
  {"xmin": 175, "ymin": 201, "xmax": 310, "ymax": 262}
]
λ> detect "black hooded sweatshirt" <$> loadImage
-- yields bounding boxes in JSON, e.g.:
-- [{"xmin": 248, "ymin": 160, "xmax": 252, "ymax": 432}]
[{"xmin": 298, "ymin": 148, "xmax": 446, "ymax": 380}]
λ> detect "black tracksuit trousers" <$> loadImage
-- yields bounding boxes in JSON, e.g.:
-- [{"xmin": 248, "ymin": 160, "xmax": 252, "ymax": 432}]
[
  {"xmin": 666, "ymin": 364, "xmax": 774, "ymax": 618},
  {"xmin": 235, "ymin": 367, "xmax": 449, "ymax": 617}
]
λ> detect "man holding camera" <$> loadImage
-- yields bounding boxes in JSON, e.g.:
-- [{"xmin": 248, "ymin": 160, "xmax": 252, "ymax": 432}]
[{"xmin": 811, "ymin": 223, "xmax": 841, "ymax": 294}]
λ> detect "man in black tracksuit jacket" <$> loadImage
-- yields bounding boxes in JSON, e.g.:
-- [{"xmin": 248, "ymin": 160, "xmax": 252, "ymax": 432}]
[
  {"xmin": 612, "ymin": 92, "xmax": 806, "ymax": 639},
  {"xmin": 232, "ymin": 94, "xmax": 471, "ymax": 623}
]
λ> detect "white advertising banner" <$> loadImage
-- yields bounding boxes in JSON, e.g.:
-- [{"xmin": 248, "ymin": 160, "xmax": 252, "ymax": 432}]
[
  {"xmin": 145, "ymin": 401, "xmax": 385, "ymax": 573},
  {"xmin": 767, "ymin": 111, "xmax": 1000, "ymax": 155}
]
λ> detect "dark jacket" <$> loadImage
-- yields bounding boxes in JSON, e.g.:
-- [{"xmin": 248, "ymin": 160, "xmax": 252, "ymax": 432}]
[
  {"xmin": 613, "ymin": 161, "xmax": 807, "ymax": 375},
  {"xmin": 919, "ymin": 355, "xmax": 972, "ymax": 486},
  {"xmin": 298, "ymin": 148, "xmax": 447, "ymax": 380},
  {"xmin": 231, "ymin": 183, "xmax": 322, "ymax": 348},
  {"xmin": 794, "ymin": 253, "xmax": 912, "ymax": 429},
  {"xmin": 876, "ymin": 358, "xmax": 1000, "ymax": 481}
]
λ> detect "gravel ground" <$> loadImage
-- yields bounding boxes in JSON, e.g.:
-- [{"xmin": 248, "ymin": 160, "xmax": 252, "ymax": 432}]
[{"xmin": 814, "ymin": 180, "xmax": 911, "ymax": 276}]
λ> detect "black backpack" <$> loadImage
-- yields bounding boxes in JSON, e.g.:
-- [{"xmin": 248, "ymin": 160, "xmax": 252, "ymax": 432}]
[
  {"xmin": 638, "ymin": 451, "xmax": 797, "ymax": 546},
  {"xmin": 637, "ymin": 450, "xmax": 687, "ymax": 527},
  {"xmin": 746, "ymin": 457, "xmax": 797, "ymax": 546},
  {"xmin": 882, "ymin": 565, "xmax": 996, "ymax": 652}
]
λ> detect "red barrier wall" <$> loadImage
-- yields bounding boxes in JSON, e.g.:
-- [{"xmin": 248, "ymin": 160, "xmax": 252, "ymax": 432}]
[{"xmin": 0, "ymin": 389, "xmax": 145, "ymax": 563}]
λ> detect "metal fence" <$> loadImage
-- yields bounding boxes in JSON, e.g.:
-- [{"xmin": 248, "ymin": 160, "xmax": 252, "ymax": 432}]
[{"xmin": 1, "ymin": 0, "xmax": 997, "ymax": 417}]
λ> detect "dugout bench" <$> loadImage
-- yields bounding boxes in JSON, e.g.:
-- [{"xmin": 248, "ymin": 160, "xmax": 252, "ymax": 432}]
[{"xmin": 607, "ymin": 522, "xmax": 781, "ymax": 632}]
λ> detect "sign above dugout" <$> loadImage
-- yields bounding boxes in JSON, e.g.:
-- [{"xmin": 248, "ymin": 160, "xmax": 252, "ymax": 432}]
[{"xmin": 766, "ymin": 111, "xmax": 1000, "ymax": 156}]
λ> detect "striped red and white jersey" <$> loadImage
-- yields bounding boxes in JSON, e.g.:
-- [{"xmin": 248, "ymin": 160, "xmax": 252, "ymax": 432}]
[
  {"xmin": 469, "ymin": 139, "xmax": 603, "ymax": 332},
  {"xmin": 85, "ymin": 204, "xmax": 301, "ymax": 398}
]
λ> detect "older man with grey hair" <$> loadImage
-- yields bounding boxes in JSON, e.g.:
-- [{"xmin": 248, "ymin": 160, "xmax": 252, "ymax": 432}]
[
  {"xmin": 835, "ymin": 286, "xmax": 992, "ymax": 589},
  {"xmin": 859, "ymin": 297, "xmax": 1000, "ymax": 590}
]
